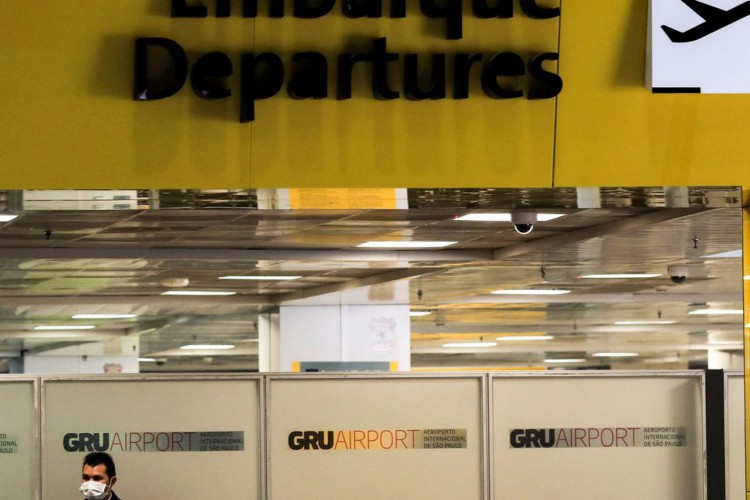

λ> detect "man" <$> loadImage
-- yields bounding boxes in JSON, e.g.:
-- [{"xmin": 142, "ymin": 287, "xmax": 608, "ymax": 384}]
[{"xmin": 80, "ymin": 451, "xmax": 121, "ymax": 500}]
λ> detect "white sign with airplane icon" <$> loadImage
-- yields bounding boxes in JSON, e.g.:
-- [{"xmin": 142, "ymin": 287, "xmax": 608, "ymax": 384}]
[{"xmin": 648, "ymin": 0, "xmax": 750, "ymax": 92}]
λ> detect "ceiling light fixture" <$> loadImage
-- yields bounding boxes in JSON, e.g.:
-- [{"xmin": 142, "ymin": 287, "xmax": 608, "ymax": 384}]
[
  {"xmin": 592, "ymin": 352, "xmax": 639, "ymax": 358},
  {"xmin": 497, "ymin": 335, "xmax": 554, "ymax": 341},
  {"xmin": 0, "ymin": 214, "xmax": 18, "ymax": 222},
  {"xmin": 491, "ymin": 289, "xmax": 571, "ymax": 295},
  {"xmin": 442, "ymin": 342, "xmax": 497, "ymax": 348},
  {"xmin": 357, "ymin": 241, "xmax": 457, "ymax": 249},
  {"xmin": 689, "ymin": 309, "xmax": 743, "ymax": 316},
  {"xmin": 614, "ymin": 320, "xmax": 676, "ymax": 325},
  {"xmin": 409, "ymin": 311, "xmax": 432, "ymax": 317},
  {"xmin": 180, "ymin": 344, "xmax": 236, "ymax": 350},
  {"xmin": 582, "ymin": 273, "xmax": 661, "ymax": 279},
  {"xmin": 544, "ymin": 358, "xmax": 585, "ymax": 363},
  {"xmin": 72, "ymin": 314, "xmax": 137, "ymax": 319},
  {"xmin": 161, "ymin": 291, "xmax": 237, "ymax": 296},
  {"xmin": 219, "ymin": 275, "xmax": 301, "ymax": 280},
  {"xmin": 138, "ymin": 357, "xmax": 157, "ymax": 362},
  {"xmin": 34, "ymin": 325, "xmax": 95, "ymax": 330},
  {"xmin": 454, "ymin": 213, "xmax": 564, "ymax": 222},
  {"xmin": 702, "ymin": 250, "xmax": 742, "ymax": 259}
]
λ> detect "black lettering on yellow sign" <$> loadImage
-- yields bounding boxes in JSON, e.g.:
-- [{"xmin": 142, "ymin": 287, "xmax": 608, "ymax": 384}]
[
  {"xmin": 170, "ymin": 0, "xmax": 559, "ymax": 40},
  {"xmin": 134, "ymin": 37, "xmax": 562, "ymax": 122}
]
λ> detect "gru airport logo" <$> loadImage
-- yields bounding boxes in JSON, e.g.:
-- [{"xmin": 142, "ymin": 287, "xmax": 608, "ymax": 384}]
[
  {"xmin": 62, "ymin": 431, "xmax": 245, "ymax": 453},
  {"xmin": 509, "ymin": 427, "xmax": 688, "ymax": 449},
  {"xmin": 288, "ymin": 428, "xmax": 468, "ymax": 450},
  {"xmin": 133, "ymin": 0, "xmax": 563, "ymax": 122},
  {"xmin": 648, "ymin": 0, "xmax": 750, "ymax": 93}
]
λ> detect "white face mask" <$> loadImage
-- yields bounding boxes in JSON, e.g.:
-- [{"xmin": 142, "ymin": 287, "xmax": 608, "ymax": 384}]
[{"xmin": 80, "ymin": 480, "xmax": 110, "ymax": 499}]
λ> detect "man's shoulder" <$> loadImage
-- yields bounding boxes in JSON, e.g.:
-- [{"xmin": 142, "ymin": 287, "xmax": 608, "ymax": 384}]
[{"xmin": 111, "ymin": 492, "xmax": 122, "ymax": 500}]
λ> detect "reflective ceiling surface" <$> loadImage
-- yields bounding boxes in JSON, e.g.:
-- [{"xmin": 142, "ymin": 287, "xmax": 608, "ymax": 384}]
[{"xmin": 0, "ymin": 187, "xmax": 743, "ymax": 372}]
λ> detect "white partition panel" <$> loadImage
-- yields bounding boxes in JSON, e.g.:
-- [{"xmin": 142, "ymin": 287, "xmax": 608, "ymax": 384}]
[
  {"xmin": 42, "ymin": 376, "xmax": 262, "ymax": 499},
  {"xmin": 0, "ymin": 378, "xmax": 39, "ymax": 499},
  {"xmin": 267, "ymin": 374, "xmax": 486, "ymax": 499},
  {"xmin": 725, "ymin": 371, "xmax": 745, "ymax": 500},
  {"xmin": 491, "ymin": 372, "xmax": 705, "ymax": 500}
]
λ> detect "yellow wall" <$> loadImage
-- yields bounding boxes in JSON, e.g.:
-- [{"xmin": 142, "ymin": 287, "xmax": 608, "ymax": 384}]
[
  {"xmin": 555, "ymin": 0, "xmax": 750, "ymax": 187},
  {"xmin": 0, "ymin": 1, "xmax": 558, "ymax": 188}
]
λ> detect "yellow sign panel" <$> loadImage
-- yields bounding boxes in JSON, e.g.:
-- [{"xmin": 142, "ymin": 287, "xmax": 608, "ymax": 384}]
[
  {"xmin": 1, "ymin": 1, "xmax": 560, "ymax": 188},
  {"xmin": 555, "ymin": 1, "xmax": 750, "ymax": 188},
  {"xmin": 288, "ymin": 188, "xmax": 399, "ymax": 209}
]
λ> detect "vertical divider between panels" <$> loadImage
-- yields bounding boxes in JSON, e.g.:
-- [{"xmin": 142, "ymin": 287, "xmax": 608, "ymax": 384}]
[
  {"xmin": 262, "ymin": 375, "xmax": 271, "ymax": 500},
  {"xmin": 35, "ymin": 377, "xmax": 42, "ymax": 500},
  {"xmin": 483, "ymin": 373, "xmax": 492, "ymax": 500},
  {"xmin": 38, "ymin": 377, "xmax": 45, "ymax": 500}
]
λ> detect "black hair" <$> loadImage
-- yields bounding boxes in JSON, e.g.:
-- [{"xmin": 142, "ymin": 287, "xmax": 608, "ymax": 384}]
[{"xmin": 82, "ymin": 451, "xmax": 116, "ymax": 478}]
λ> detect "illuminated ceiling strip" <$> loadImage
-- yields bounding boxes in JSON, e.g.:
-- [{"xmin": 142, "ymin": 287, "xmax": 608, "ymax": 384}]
[
  {"xmin": 592, "ymin": 352, "xmax": 638, "ymax": 358},
  {"xmin": 442, "ymin": 342, "xmax": 497, "ymax": 348},
  {"xmin": 689, "ymin": 309, "xmax": 743, "ymax": 316},
  {"xmin": 614, "ymin": 321, "xmax": 675, "ymax": 325},
  {"xmin": 454, "ymin": 213, "xmax": 564, "ymax": 222},
  {"xmin": 491, "ymin": 289, "xmax": 570, "ymax": 295},
  {"xmin": 358, "ymin": 241, "xmax": 457, "ymax": 249},
  {"xmin": 497, "ymin": 335, "xmax": 553, "ymax": 341},
  {"xmin": 219, "ymin": 275, "xmax": 301, "ymax": 280},
  {"xmin": 582, "ymin": 274, "xmax": 661, "ymax": 279},
  {"xmin": 73, "ymin": 314, "xmax": 137, "ymax": 319},
  {"xmin": 180, "ymin": 344, "xmax": 235, "ymax": 350},
  {"xmin": 34, "ymin": 325, "xmax": 95, "ymax": 330}
]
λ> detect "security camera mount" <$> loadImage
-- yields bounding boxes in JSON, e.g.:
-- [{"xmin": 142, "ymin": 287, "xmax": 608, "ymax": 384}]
[
  {"xmin": 511, "ymin": 210, "xmax": 537, "ymax": 235},
  {"xmin": 667, "ymin": 264, "xmax": 689, "ymax": 284}
]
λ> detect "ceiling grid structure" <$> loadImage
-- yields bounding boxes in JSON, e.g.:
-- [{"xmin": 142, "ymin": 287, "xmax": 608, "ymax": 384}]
[{"xmin": 0, "ymin": 187, "xmax": 742, "ymax": 372}]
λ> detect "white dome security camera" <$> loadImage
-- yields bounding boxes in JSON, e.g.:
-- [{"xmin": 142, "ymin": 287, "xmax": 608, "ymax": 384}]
[
  {"xmin": 511, "ymin": 211, "xmax": 537, "ymax": 235},
  {"xmin": 667, "ymin": 265, "xmax": 689, "ymax": 284}
]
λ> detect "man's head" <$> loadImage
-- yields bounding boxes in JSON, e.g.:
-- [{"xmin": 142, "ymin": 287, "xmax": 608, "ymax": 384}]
[{"xmin": 81, "ymin": 452, "xmax": 116, "ymax": 499}]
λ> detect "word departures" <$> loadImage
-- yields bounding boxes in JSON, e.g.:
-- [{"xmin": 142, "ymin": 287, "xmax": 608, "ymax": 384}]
[
  {"xmin": 288, "ymin": 428, "xmax": 468, "ymax": 450},
  {"xmin": 510, "ymin": 426, "xmax": 688, "ymax": 449},
  {"xmin": 133, "ymin": 0, "xmax": 563, "ymax": 122}
]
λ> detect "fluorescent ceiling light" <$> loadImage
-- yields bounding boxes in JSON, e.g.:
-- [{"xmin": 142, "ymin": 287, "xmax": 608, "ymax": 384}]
[
  {"xmin": 180, "ymin": 344, "xmax": 235, "ymax": 350},
  {"xmin": 702, "ymin": 250, "xmax": 741, "ymax": 259},
  {"xmin": 708, "ymin": 340, "xmax": 743, "ymax": 346},
  {"xmin": 593, "ymin": 352, "xmax": 638, "ymax": 358},
  {"xmin": 498, "ymin": 335, "xmax": 553, "ymax": 341},
  {"xmin": 72, "ymin": 314, "xmax": 137, "ymax": 319},
  {"xmin": 358, "ymin": 241, "xmax": 457, "ymax": 249},
  {"xmin": 491, "ymin": 289, "xmax": 570, "ymax": 295},
  {"xmin": 544, "ymin": 358, "xmax": 585, "ymax": 363},
  {"xmin": 689, "ymin": 309, "xmax": 743, "ymax": 316},
  {"xmin": 0, "ymin": 214, "xmax": 18, "ymax": 222},
  {"xmin": 34, "ymin": 325, "xmax": 95, "ymax": 330},
  {"xmin": 162, "ymin": 291, "xmax": 236, "ymax": 296},
  {"xmin": 442, "ymin": 342, "xmax": 497, "ymax": 348},
  {"xmin": 454, "ymin": 213, "xmax": 564, "ymax": 222},
  {"xmin": 582, "ymin": 273, "xmax": 661, "ymax": 279},
  {"xmin": 614, "ymin": 320, "xmax": 676, "ymax": 325},
  {"xmin": 409, "ymin": 311, "xmax": 432, "ymax": 317},
  {"xmin": 138, "ymin": 357, "xmax": 156, "ymax": 362},
  {"xmin": 219, "ymin": 275, "xmax": 301, "ymax": 280}
]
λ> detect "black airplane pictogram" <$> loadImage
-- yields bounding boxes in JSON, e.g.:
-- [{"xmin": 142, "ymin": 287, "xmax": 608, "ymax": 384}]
[{"xmin": 662, "ymin": 0, "xmax": 750, "ymax": 42}]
